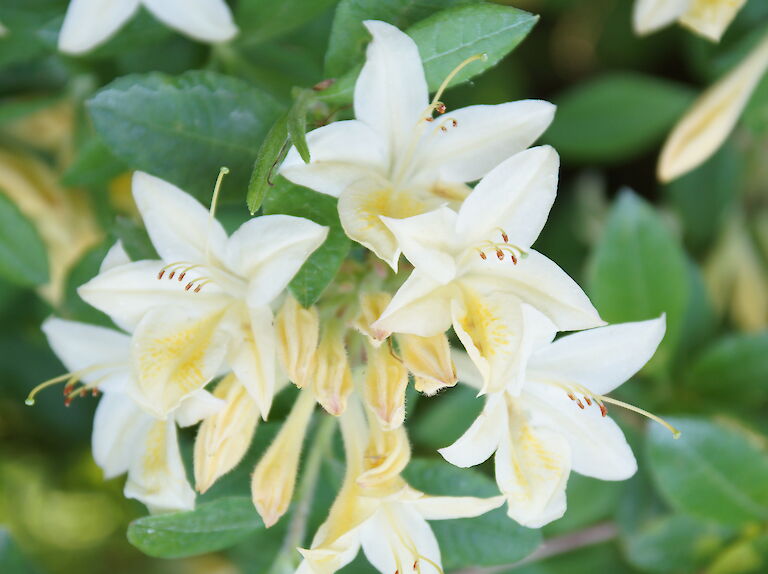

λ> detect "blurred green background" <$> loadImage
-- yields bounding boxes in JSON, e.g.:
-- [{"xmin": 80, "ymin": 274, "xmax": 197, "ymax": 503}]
[{"xmin": 1, "ymin": 1, "xmax": 768, "ymax": 573}]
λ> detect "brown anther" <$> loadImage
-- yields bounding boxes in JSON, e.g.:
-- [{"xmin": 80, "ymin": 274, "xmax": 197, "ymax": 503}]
[
  {"xmin": 451, "ymin": 119, "xmax": 458, "ymax": 127},
  {"xmin": 496, "ymin": 249, "xmax": 504, "ymax": 261},
  {"xmin": 567, "ymin": 393, "xmax": 576, "ymax": 401},
  {"xmin": 312, "ymin": 78, "xmax": 335, "ymax": 91},
  {"xmin": 436, "ymin": 103, "xmax": 446, "ymax": 114},
  {"xmin": 510, "ymin": 253, "xmax": 518, "ymax": 265},
  {"xmin": 63, "ymin": 383, "xmax": 74, "ymax": 395},
  {"xmin": 599, "ymin": 404, "xmax": 608, "ymax": 417},
  {"xmin": 91, "ymin": 388, "xmax": 99, "ymax": 397},
  {"xmin": 64, "ymin": 397, "xmax": 73, "ymax": 407},
  {"xmin": 585, "ymin": 397, "xmax": 592, "ymax": 406},
  {"xmin": 80, "ymin": 388, "xmax": 87, "ymax": 398},
  {"xmin": 178, "ymin": 272, "xmax": 186, "ymax": 281},
  {"xmin": 479, "ymin": 251, "xmax": 487, "ymax": 260},
  {"xmin": 413, "ymin": 561, "xmax": 418, "ymax": 570},
  {"xmin": 185, "ymin": 282, "xmax": 194, "ymax": 291},
  {"xmin": 168, "ymin": 271, "xmax": 176, "ymax": 279},
  {"xmin": 157, "ymin": 269, "xmax": 165, "ymax": 280},
  {"xmin": 440, "ymin": 125, "xmax": 448, "ymax": 132},
  {"xmin": 425, "ymin": 117, "xmax": 434, "ymax": 122},
  {"xmin": 194, "ymin": 285, "xmax": 202, "ymax": 293},
  {"xmin": 501, "ymin": 231, "xmax": 509, "ymax": 243},
  {"xmin": 576, "ymin": 399, "xmax": 585, "ymax": 409}
]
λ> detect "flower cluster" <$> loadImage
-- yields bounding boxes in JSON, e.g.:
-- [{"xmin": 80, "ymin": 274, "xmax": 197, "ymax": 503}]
[{"xmin": 34, "ymin": 20, "xmax": 679, "ymax": 574}]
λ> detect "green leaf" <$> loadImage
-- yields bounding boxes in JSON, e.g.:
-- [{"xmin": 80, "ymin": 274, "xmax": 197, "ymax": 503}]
[
  {"xmin": 411, "ymin": 385, "xmax": 483, "ymax": 450},
  {"xmin": 60, "ymin": 242, "xmax": 113, "ymax": 327},
  {"xmin": 288, "ymin": 90, "xmax": 313, "ymax": 164},
  {"xmin": 543, "ymin": 474, "xmax": 622, "ymax": 536},
  {"xmin": 404, "ymin": 458, "xmax": 541, "ymax": 568},
  {"xmin": 61, "ymin": 137, "xmax": 127, "ymax": 189},
  {"xmin": 320, "ymin": 3, "xmax": 538, "ymax": 103},
  {"xmin": 236, "ymin": 0, "xmax": 339, "ymax": 45},
  {"xmin": 113, "ymin": 216, "xmax": 159, "ymax": 261},
  {"xmin": 708, "ymin": 534, "xmax": 768, "ymax": 574},
  {"xmin": 247, "ymin": 112, "xmax": 289, "ymax": 214},
  {"xmin": 0, "ymin": 529, "xmax": 43, "ymax": 574},
  {"xmin": 262, "ymin": 178, "xmax": 351, "ymax": 306},
  {"xmin": 622, "ymin": 513, "xmax": 732, "ymax": 574},
  {"xmin": 588, "ymin": 190, "xmax": 689, "ymax": 372},
  {"xmin": 511, "ymin": 543, "xmax": 632, "ymax": 574},
  {"xmin": 87, "ymin": 70, "xmax": 284, "ymax": 200},
  {"xmin": 647, "ymin": 417, "xmax": 768, "ymax": 525},
  {"xmin": 545, "ymin": 74, "xmax": 695, "ymax": 163},
  {"xmin": 0, "ymin": 193, "xmax": 48, "ymax": 287},
  {"xmin": 324, "ymin": 0, "xmax": 475, "ymax": 77},
  {"xmin": 686, "ymin": 333, "xmax": 768, "ymax": 404},
  {"xmin": 127, "ymin": 496, "xmax": 264, "ymax": 558}
]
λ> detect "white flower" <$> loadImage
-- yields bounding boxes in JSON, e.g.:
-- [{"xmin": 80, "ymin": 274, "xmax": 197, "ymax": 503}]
[
  {"xmin": 658, "ymin": 32, "xmax": 768, "ymax": 183},
  {"xmin": 372, "ymin": 146, "xmax": 603, "ymax": 394},
  {"xmin": 440, "ymin": 308, "xmax": 670, "ymax": 528},
  {"xmin": 78, "ymin": 172, "xmax": 328, "ymax": 419},
  {"xmin": 280, "ymin": 20, "xmax": 555, "ymax": 269},
  {"xmin": 41, "ymin": 316, "xmax": 223, "ymax": 513},
  {"xmin": 58, "ymin": 0, "xmax": 238, "ymax": 55},
  {"xmin": 633, "ymin": 0, "xmax": 746, "ymax": 41}
]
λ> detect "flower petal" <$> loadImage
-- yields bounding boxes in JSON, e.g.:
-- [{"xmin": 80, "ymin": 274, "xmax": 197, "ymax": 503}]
[
  {"xmin": 142, "ymin": 0, "xmax": 238, "ymax": 42},
  {"xmin": 529, "ymin": 316, "xmax": 666, "ymax": 396},
  {"xmin": 124, "ymin": 419, "xmax": 196, "ymax": 513},
  {"xmin": 373, "ymin": 271, "xmax": 454, "ymax": 338},
  {"xmin": 456, "ymin": 146, "xmax": 559, "ymax": 247},
  {"xmin": 658, "ymin": 33, "xmax": 768, "ymax": 182},
  {"xmin": 420, "ymin": 100, "xmax": 556, "ymax": 184},
  {"xmin": 438, "ymin": 394, "xmax": 505, "ymax": 468},
  {"xmin": 174, "ymin": 389, "xmax": 225, "ymax": 427},
  {"xmin": 100, "ymin": 241, "xmax": 131, "ymax": 272},
  {"xmin": 93, "ymin": 392, "xmax": 153, "ymax": 479},
  {"xmin": 231, "ymin": 306, "xmax": 277, "ymax": 419},
  {"xmin": 380, "ymin": 206, "xmax": 458, "ymax": 284},
  {"xmin": 280, "ymin": 120, "xmax": 387, "ymax": 197},
  {"xmin": 355, "ymin": 20, "xmax": 429, "ymax": 157},
  {"xmin": 679, "ymin": 0, "xmax": 746, "ymax": 41},
  {"xmin": 58, "ymin": 0, "xmax": 139, "ymax": 54},
  {"xmin": 132, "ymin": 171, "xmax": 228, "ymax": 265},
  {"xmin": 225, "ymin": 214, "xmax": 328, "ymax": 307},
  {"xmin": 466, "ymin": 249, "xmax": 604, "ymax": 331},
  {"xmin": 410, "ymin": 492, "xmax": 506, "ymax": 520},
  {"xmin": 632, "ymin": 0, "xmax": 690, "ymax": 36}
]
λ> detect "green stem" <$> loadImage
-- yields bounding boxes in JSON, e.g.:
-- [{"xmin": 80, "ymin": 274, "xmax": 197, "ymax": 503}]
[{"xmin": 268, "ymin": 414, "xmax": 338, "ymax": 574}]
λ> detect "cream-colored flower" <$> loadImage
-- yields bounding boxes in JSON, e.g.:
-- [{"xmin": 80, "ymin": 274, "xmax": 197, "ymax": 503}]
[
  {"xmin": 58, "ymin": 0, "xmax": 238, "ymax": 55},
  {"xmin": 275, "ymin": 294, "xmax": 320, "ymax": 388},
  {"xmin": 311, "ymin": 322, "xmax": 354, "ymax": 416},
  {"xmin": 633, "ymin": 0, "xmax": 746, "ymax": 41},
  {"xmin": 658, "ymin": 32, "xmax": 768, "ymax": 182},
  {"xmin": 440, "ymin": 308, "xmax": 670, "ymax": 527},
  {"xmin": 78, "ymin": 172, "xmax": 328, "ymax": 419},
  {"xmin": 363, "ymin": 343, "xmax": 409, "ymax": 431},
  {"xmin": 373, "ymin": 147, "xmax": 603, "ymax": 394},
  {"xmin": 281, "ymin": 20, "xmax": 555, "ymax": 269}
]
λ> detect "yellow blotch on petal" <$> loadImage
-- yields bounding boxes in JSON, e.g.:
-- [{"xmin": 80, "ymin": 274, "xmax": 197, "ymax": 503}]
[
  {"xmin": 194, "ymin": 375, "xmax": 260, "ymax": 494},
  {"xmin": 398, "ymin": 333, "xmax": 457, "ymax": 396},
  {"xmin": 363, "ymin": 343, "xmax": 408, "ymax": 430},
  {"xmin": 251, "ymin": 388, "xmax": 316, "ymax": 527},
  {"xmin": 275, "ymin": 294, "xmax": 319, "ymax": 388}
]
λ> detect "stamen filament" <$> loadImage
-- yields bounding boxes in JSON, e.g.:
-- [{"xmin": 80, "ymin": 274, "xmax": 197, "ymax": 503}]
[
  {"xmin": 206, "ymin": 167, "xmax": 229, "ymax": 263},
  {"xmin": 598, "ymin": 396, "xmax": 681, "ymax": 439},
  {"xmin": 430, "ymin": 53, "xmax": 488, "ymax": 108},
  {"xmin": 25, "ymin": 363, "xmax": 122, "ymax": 406}
]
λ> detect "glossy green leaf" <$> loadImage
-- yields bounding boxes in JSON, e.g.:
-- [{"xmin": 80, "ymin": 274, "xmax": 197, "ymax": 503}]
[
  {"xmin": 546, "ymin": 74, "xmax": 695, "ymax": 163},
  {"xmin": 0, "ymin": 193, "xmax": 48, "ymax": 287},
  {"xmin": 544, "ymin": 474, "xmax": 622, "ymax": 536},
  {"xmin": 127, "ymin": 497, "xmax": 263, "ymax": 558},
  {"xmin": 61, "ymin": 137, "xmax": 127, "ymax": 189},
  {"xmin": 588, "ymin": 190, "xmax": 689, "ymax": 372},
  {"xmin": 246, "ymin": 111, "xmax": 289, "ymax": 214},
  {"xmin": 510, "ymin": 542, "xmax": 630, "ymax": 574},
  {"xmin": 404, "ymin": 458, "xmax": 541, "ymax": 568},
  {"xmin": 411, "ymin": 385, "xmax": 483, "ymax": 450},
  {"xmin": 647, "ymin": 417, "xmax": 768, "ymax": 525},
  {"xmin": 87, "ymin": 71, "xmax": 284, "ymax": 200},
  {"xmin": 236, "ymin": 0, "xmax": 339, "ymax": 45},
  {"xmin": 262, "ymin": 178, "xmax": 351, "ymax": 306},
  {"xmin": 287, "ymin": 90, "xmax": 313, "ymax": 164}
]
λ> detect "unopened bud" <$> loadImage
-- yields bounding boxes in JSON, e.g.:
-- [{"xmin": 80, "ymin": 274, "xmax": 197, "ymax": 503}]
[
  {"xmin": 275, "ymin": 295, "xmax": 319, "ymax": 388},
  {"xmin": 398, "ymin": 333, "xmax": 457, "ymax": 396},
  {"xmin": 358, "ymin": 416, "xmax": 411, "ymax": 488},
  {"xmin": 352, "ymin": 292, "xmax": 392, "ymax": 345},
  {"xmin": 364, "ymin": 344, "xmax": 408, "ymax": 430},
  {"xmin": 312, "ymin": 324, "xmax": 353, "ymax": 416},
  {"xmin": 194, "ymin": 375, "xmax": 259, "ymax": 494}
]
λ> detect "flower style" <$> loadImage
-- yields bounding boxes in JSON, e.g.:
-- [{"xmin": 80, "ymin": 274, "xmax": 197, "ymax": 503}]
[
  {"xmin": 373, "ymin": 146, "xmax": 603, "ymax": 394},
  {"xmin": 296, "ymin": 397, "xmax": 504, "ymax": 574},
  {"xmin": 40, "ymin": 316, "xmax": 223, "ymax": 513},
  {"xmin": 658, "ymin": 31, "xmax": 768, "ymax": 183},
  {"xmin": 58, "ymin": 0, "xmax": 238, "ymax": 55},
  {"xmin": 440, "ymin": 307, "xmax": 670, "ymax": 527},
  {"xmin": 280, "ymin": 20, "xmax": 555, "ymax": 269},
  {"xmin": 78, "ymin": 171, "xmax": 328, "ymax": 419},
  {"xmin": 633, "ymin": 0, "xmax": 746, "ymax": 41}
]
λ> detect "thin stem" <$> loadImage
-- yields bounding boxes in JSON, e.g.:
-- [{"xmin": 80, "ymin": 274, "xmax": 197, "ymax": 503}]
[{"xmin": 268, "ymin": 414, "xmax": 338, "ymax": 574}]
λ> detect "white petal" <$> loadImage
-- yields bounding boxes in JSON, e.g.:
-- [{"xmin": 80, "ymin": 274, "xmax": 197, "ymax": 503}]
[
  {"xmin": 439, "ymin": 394, "xmax": 504, "ymax": 468},
  {"xmin": 466, "ymin": 249, "xmax": 604, "ymax": 331},
  {"xmin": 174, "ymin": 389, "xmax": 225, "ymax": 427},
  {"xmin": 632, "ymin": 0, "xmax": 691, "ymax": 35},
  {"xmin": 355, "ymin": 21, "xmax": 429, "ymax": 159},
  {"xmin": 420, "ymin": 100, "xmax": 556, "ymax": 184},
  {"xmin": 92, "ymin": 391, "xmax": 153, "ymax": 479},
  {"xmin": 225, "ymin": 215, "xmax": 328, "ymax": 307},
  {"xmin": 131, "ymin": 171, "xmax": 228, "ymax": 265},
  {"xmin": 142, "ymin": 0, "xmax": 237, "ymax": 42},
  {"xmin": 100, "ymin": 241, "xmax": 131, "ymax": 273},
  {"xmin": 78, "ymin": 260, "xmax": 229, "ymax": 331},
  {"xmin": 380, "ymin": 206, "xmax": 458, "ymax": 284},
  {"xmin": 231, "ymin": 306, "xmax": 277, "ymax": 419},
  {"xmin": 529, "ymin": 316, "xmax": 666, "ymax": 395},
  {"xmin": 658, "ymin": 34, "xmax": 768, "ymax": 182},
  {"xmin": 679, "ymin": 0, "xmax": 746, "ymax": 41},
  {"xmin": 280, "ymin": 120, "xmax": 387, "ymax": 197},
  {"xmin": 124, "ymin": 419, "xmax": 196, "ymax": 513},
  {"xmin": 456, "ymin": 146, "xmax": 559, "ymax": 247},
  {"xmin": 412, "ymin": 493, "xmax": 506, "ymax": 520},
  {"xmin": 42, "ymin": 318, "xmax": 131, "ymax": 388},
  {"xmin": 373, "ymin": 271, "xmax": 454, "ymax": 338},
  {"xmin": 524, "ymin": 387, "xmax": 637, "ymax": 481},
  {"xmin": 58, "ymin": 0, "xmax": 139, "ymax": 54}
]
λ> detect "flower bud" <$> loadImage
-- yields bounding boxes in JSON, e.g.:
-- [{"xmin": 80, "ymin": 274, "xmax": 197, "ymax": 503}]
[
  {"xmin": 275, "ymin": 294, "xmax": 319, "ymax": 388},
  {"xmin": 357, "ymin": 411, "xmax": 411, "ymax": 489},
  {"xmin": 352, "ymin": 292, "xmax": 392, "ymax": 344},
  {"xmin": 312, "ymin": 324, "xmax": 353, "ymax": 416},
  {"xmin": 194, "ymin": 375, "xmax": 259, "ymax": 494},
  {"xmin": 398, "ymin": 333, "xmax": 457, "ymax": 396},
  {"xmin": 251, "ymin": 388, "xmax": 315, "ymax": 527},
  {"xmin": 363, "ymin": 343, "xmax": 408, "ymax": 430}
]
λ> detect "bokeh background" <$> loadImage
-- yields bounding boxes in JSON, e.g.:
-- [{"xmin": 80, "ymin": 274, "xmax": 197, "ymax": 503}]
[{"xmin": 1, "ymin": 1, "xmax": 768, "ymax": 573}]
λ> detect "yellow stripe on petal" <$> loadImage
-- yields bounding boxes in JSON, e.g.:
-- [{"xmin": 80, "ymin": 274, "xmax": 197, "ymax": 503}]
[{"xmin": 363, "ymin": 343, "xmax": 409, "ymax": 431}]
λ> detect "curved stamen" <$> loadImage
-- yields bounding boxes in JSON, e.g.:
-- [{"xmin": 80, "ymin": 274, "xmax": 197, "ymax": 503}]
[
  {"xmin": 25, "ymin": 363, "xmax": 123, "ymax": 406},
  {"xmin": 206, "ymin": 166, "xmax": 229, "ymax": 264},
  {"xmin": 430, "ymin": 53, "xmax": 488, "ymax": 110}
]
